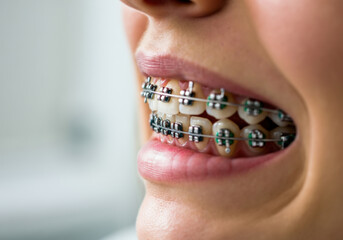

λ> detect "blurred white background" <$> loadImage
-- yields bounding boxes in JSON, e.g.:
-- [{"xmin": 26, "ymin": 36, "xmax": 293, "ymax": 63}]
[{"xmin": 0, "ymin": 0, "xmax": 142, "ymax": 239}]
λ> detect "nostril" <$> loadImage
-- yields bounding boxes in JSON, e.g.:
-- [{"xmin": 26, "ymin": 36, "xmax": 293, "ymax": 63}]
[
  {"xmin": 134, "ymin": 0, "xmax": 225, "ymax": 18},
  {"xmin": 144, "ymin": 0, "xmax": 193, "ymax": 5},
  {"xmin": 178, "ymin": 0, "xmax": 193, "ymax": 4}
]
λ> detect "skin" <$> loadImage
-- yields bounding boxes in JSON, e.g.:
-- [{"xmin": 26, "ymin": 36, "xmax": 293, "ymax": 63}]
[{"xmin": 121, "ymin": 1, "xmax": 343, "ymax": 239}]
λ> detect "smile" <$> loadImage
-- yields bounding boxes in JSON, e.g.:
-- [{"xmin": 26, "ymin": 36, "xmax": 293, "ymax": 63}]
[{"xmin": 137, "ymin": 54, "xmax": 298, "ymax": 182}]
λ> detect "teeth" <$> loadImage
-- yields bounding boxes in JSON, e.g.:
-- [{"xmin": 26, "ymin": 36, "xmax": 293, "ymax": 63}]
[
  {"xmin": 212, "ymin": 119, "xmax": 240, "ymax": 157},
  {"xmin": 238, "ymin": 98, "xmax": 267, "ymax": 124},
  {"xmin": 172, "ymin": 114, "xmax": 190, "ymax": 145},
  {"xmin": 206, "ymin": 89, "xmax": 237, "ymax": 119},
  {"xmin": 241, "ymin": 124, "xmax": 269, "ymax": 153},
  {"xmin": 145, "ymin": 77, "xmax": 296, "ymax": 155},
  {"xmin": 270, "ymin": 126, "xmax": 296, "ymax": 149},
  {"xmin": 179, "ymin": 82, "xmax": 206, "ymax": 115},
  {"xmin": 157, "ymin": 80, "xmax": 180, "ymax": 115},
  {"xmin": 189, "ymin": 116, "xmax": 212, "ymax": 151},
  {"xmin": 160, "ymin": 113, "xmax": 175, "ymax": 138},
  {"xmin": 151, "ymin": 112, "xmax": 163, "ymax": 134},
  {"xmin": 269, "ymin": 110, "xmax": 294, "ymax": 127},
  {"xmin": 147, "ymin": 78, "xmax": 160, "ymax": 111}
]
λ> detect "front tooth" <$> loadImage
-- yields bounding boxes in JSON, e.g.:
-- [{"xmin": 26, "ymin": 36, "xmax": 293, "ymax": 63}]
[
  {"xmin": 206, "ymin": 89, "xmax": 237, "ymax": 119},
  {"xmin": 160, "ymin": 114, "xmax": 175, "ymax": 136},
  {"xmin": 238, "ymin": 98, "xmax": 267, "ymax": 124},
  {"xmin": 171, "ymin": 114, "xmax": 190, "ymax": 145},
  {"xmin": 268, "ymin": 110, "xmax": 294, "ymax": 127},
  {"xmin": 270, "ymin": 126, "xmax": 296, "ymax": 149},
  {"xmin": 157, "ymin": 80, "xmax": 180, "ymax": 115},
  {"xmin": 179, "ymin": 82, "xmax": 206, "ymax": 115},
  {"xmin": 189, "ymin": 116, "xmax": 212, "ymax": 151},
  {"xmin": 212, "ymin": 119, "xmax": 240, "ymax": 157},
  {"xmin": 147, "ymin": 78, "xmax": 161, "ymax": 111},
  {"xmin": 241, "ymin": 124, "xmax": 269, "ymax": 154}
]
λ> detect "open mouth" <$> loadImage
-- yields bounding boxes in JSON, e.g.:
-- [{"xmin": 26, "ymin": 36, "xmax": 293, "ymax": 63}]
[
  {"xmin": 141, "ymin": 76, "xmax": 296, "ymax": 158},
  {"xmin": 137, "ymin": 54, "xmax": 298, "ymax": 182}
]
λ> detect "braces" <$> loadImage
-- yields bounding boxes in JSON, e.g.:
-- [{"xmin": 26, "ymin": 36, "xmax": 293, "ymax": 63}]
[
  {"xmin": 149, "ymin": 113, "xmax": 295, "ymax": 150},
  {"xmin": 141, "ymin": 77, "xmax": 293, "ymax": 118}
]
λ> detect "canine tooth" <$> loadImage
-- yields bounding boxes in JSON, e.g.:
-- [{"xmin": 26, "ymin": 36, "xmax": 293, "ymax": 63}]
[
  {"xmin": 270, "ymin": 126, "xmax": 296, "ymax": 149},
  {"xmin": 189, "ymin": 117, "xmax": 212, "ymax": 151},
  {"xmin": 206, "ymin": 89, "xmax": 237, "ymax": 119},
  {"xmin": 147, "ymin": 78, "xmax": 160, "ymax": 111},
  {"xmin": 171, "ymin": 114, "xmax": 190, "ymax": 145},
  {"xmin": 157, "ymin": 80, "xmax": 180, "ymax": 115},
  {"xmin": 241, "ymin": 124, "xmax": 269, "ymax": 153},
  {"xmin": 238, "ymin": 98, "xmax": 267, "ymax": 124},
  {"xmin": 179, "ymin": 82, "xmax": 206, "ymax": 115},
  {"xmin": 151, "ymin": 112, "xmax": 163, "ymax": 133},
  {"xmin": 269, "ymin": 110, "xmax": 294, "ymax": 127},
  {"xmin": 212, "ymin": 119, "xmax": 240, "ymax": 157}
]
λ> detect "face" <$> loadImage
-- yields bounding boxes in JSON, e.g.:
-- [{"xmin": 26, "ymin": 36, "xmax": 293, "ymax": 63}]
[{"xmin": 121, "ymin": 1, "xmax": 343, "ymax": 239}]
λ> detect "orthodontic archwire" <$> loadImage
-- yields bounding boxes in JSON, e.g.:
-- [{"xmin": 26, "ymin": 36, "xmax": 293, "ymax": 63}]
[
  {"xmin": 149, "ymin": 115, "xmax": 295, "ymax": 151},
  {"xmin": 142, "ymin": 76, "xmax": 295, "ymax": 151},
  {"xmin": 141, "ymin": 77, "xmax": 292, "ymax": 117}
]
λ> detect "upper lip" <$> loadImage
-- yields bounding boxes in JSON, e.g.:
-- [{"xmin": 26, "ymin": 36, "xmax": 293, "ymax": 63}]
[{"xmin": 136, "ymin": 52, "xmax": 273, "ymax": 103}]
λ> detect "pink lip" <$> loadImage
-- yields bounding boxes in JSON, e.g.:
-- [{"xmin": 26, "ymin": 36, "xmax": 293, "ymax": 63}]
[
  {"xmin": 138, "ymin": 139, "xmax": 290, "ymax": 182},
  {"xmin": 136, "ymin": 52, "xmax": 271, "ymax": 103},
  {"xmin": 135, "ymin": 52, "xmax": 295, "ymax": 183}
]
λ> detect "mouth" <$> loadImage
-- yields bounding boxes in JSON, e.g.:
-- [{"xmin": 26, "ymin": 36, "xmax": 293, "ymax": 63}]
[{"xmin": 137, "ymin": 53, "xmax": 297, "ymax": 182}]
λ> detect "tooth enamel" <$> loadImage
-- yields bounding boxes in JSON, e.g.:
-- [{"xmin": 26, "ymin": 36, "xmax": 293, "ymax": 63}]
[
  {"xmin": 212, "ymin": 119, "xmax": 240, "ymax": 157},
  {"xmin": 241, "ymin": 124, "xmax": 269, "ymax": 153},
  {"xmin": 238, "ymin": 98, "xmax": 267, "ymax": 124},
  {"xmin": 206, "ymin": 90, "xmax": 237, "ymax": 119},
  {"xmin": 268, "ymin": 110, "xmax": 294, "ymax": 127},
  {"xmin": 160, "ymin": 114, "xmax": 175, "ymax": 136},
  {"xmin": 157, "ymin": 80, "xmax": 180, "ymax": 115},
  {"xmin": 147, "ymin": 78, "xmax": 160, "ymax": 111},
  {"xmin": 270, "ymin": 126, "xmax": 296, "ymax": 149},
  {"xmin": 151, "ymin": 112, "xmax": 163, "ymax": 134},
  {"xmin": 190, "ymin": 116, "xmax": 212, "ymax": 151},
  {"xmin": 172, "ymin": 114, "xmax": 190, "ymax": 145},
  {"xmin": 179, "ymin": 82, "xmax": 206, "ymax": 115}
]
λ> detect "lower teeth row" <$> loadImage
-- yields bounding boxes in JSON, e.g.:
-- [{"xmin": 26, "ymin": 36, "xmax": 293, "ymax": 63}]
[{"xmin": 149, "ymin": 112, "xmax": 296, "ymax": 157}]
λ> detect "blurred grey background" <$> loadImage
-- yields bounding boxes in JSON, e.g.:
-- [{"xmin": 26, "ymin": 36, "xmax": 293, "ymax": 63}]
[{"xmin": 0, "ymin": 0, "xmax": 142, "ymax": 239}]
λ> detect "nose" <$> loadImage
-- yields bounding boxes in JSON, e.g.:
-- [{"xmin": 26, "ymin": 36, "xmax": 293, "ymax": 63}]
[{"xmin": 121, "ymin": 0, "xmax": 226, "ymax": 18}]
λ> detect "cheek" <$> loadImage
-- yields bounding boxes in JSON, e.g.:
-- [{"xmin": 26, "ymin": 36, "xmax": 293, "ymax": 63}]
[
  {"xmin": 122, "ymin": 6, "xmax": 148, "ymax": 51},
  {"xmin": 247, "ymin": 1, "xmax": 343, "ymax": 213},
  {"xmin": 246, "ymin": 0, "xmax": 343, "ymax": 103},
  {"xmin": 122, "ymin": 6, "xmax": 152, "ymax": 142}
]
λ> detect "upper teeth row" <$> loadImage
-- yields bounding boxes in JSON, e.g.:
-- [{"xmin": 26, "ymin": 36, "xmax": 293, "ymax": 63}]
[{"xmin": 141, "ymin": 77, "xmax": 293, "ymax": 126}]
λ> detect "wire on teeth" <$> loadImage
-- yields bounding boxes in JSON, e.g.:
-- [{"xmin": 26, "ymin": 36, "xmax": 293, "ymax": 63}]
[
  {"xmin": 170, "ymin": 122, "xmax": 184, "ymax": 139},
  {"xmin": 279, "ymin": 134, "xmax": 296, "ymax": 149},
  {"xmin": 244, "ymin": 99, "xmax": 264, "ymax": 116},
  {"xmin": 149, "ymin": 114, "xmax": 290, "ymax": 144},
  {"xmin": 157, "ymin": 87, "xmax": 173, "ymax": 102},
  {"xmin": 188, "ymin": 125, "xmax": 204, "ymax": 143},
  {"xmin": 179, "ymin": 81, "xmax": 195, "ymax": 106},
  {"xmin": 248, "ymin": 129, "xmax": 266, "ymax": 148},
  {"xmin": 278, "ymin": 110, "xmax": 293, "ymax": 122},
  {"xmin": 141, "ymin": 76, "xmax": 157, "ymax": 103},
  {"xmin": 141, "ymin": 77, "xmax": 291, "ymax": 117},
  {"xmin": 207, "ymin": 88, "xmax": 228, "ymax": 110},
  {"xmin": 216, "ymin": 128, "xmax": 233, "ymax": 153}
]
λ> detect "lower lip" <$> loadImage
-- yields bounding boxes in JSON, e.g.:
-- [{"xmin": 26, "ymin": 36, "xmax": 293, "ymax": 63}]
[{"xmin": 138, "ymin": 139, "xmax": 288, "ymax": 182}]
